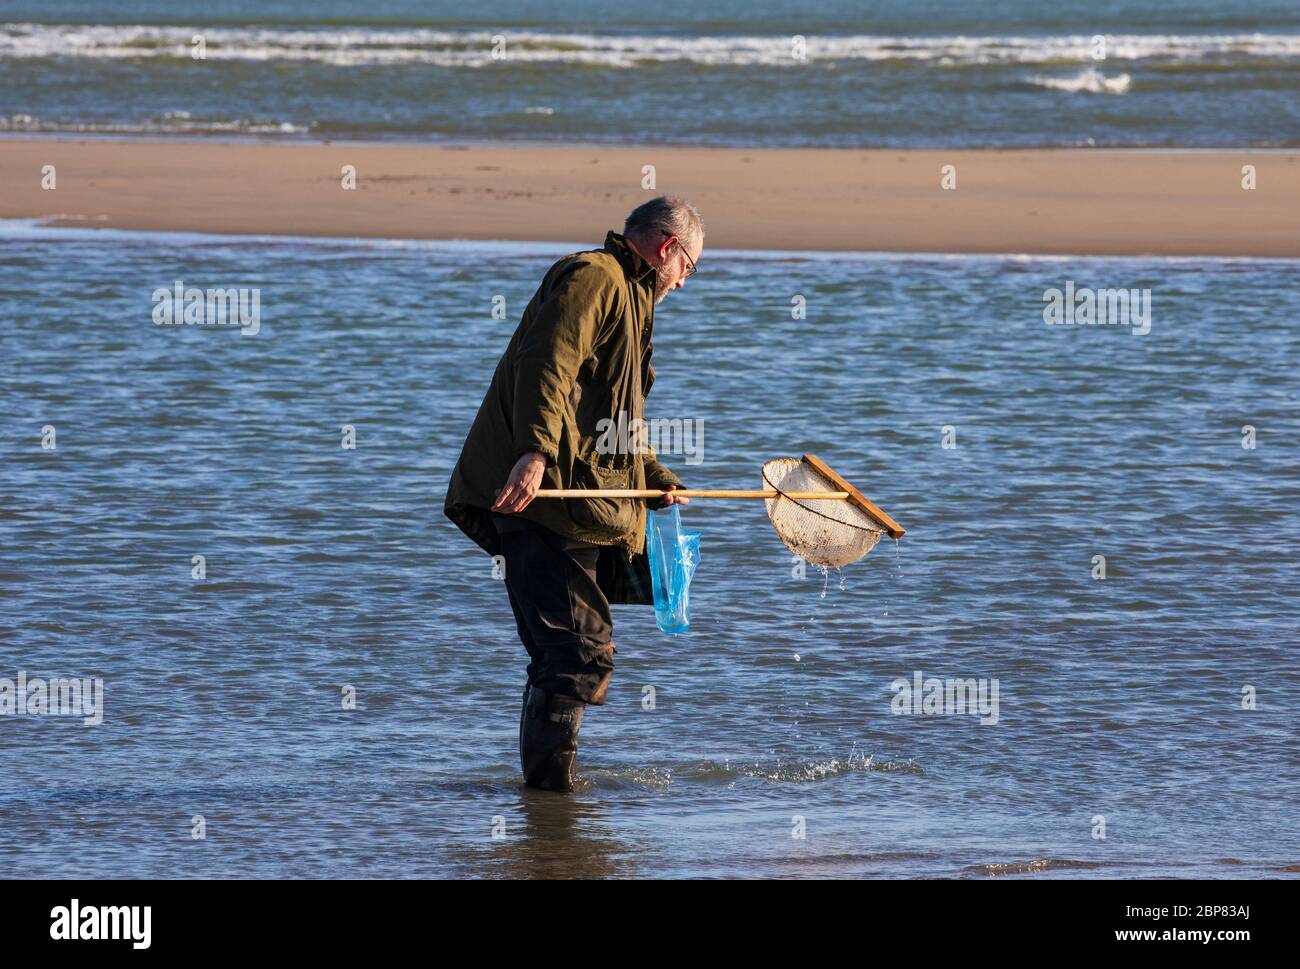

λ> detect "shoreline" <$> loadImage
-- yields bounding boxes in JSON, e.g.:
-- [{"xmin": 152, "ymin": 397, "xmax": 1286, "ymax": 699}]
[
  {"xmin": 5, "ymin": 132, "xmax": 1300, "ymax": 152},
  {"xmin": 2, "ymin": 138, "xmax": 1297, "ymax": 257},
  {"xmin": 10, "ymin": 220, "xmax": 1300, "ymax": 264}
]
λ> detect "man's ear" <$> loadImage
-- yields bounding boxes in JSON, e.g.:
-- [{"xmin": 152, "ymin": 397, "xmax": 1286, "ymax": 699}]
[{"xmin": 655, "ymin": 235, "xmax": 675, "ymax": 264}]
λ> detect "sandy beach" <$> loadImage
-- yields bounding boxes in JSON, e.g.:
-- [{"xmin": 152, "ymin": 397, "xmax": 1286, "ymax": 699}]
[{"xmin": 2, "ymin": 139, "xmax": 1297, "ymax": 257}]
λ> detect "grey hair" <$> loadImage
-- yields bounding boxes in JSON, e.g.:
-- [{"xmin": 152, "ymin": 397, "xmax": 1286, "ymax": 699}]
[{"xmin": 623, "ymin": 195, "xmax": 704, "ymax": 252}]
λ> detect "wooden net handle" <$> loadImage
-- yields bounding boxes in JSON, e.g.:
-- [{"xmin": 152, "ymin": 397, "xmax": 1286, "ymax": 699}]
[{"xmin": 533, "ymin": 489, "xmax": 849, "ymax": 499}]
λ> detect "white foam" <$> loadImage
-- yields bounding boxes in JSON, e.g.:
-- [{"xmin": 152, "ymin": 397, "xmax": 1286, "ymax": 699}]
[
  {"xmin": 1028, "ymin": 68, "xmax": 1133, "ymax": 94},
  {"xmin": 2, "ymin": 23, "xmax": 1298, "ymax": 68},
  {"xmin": 0, "ymin": 113, "xmax": 308, "ymax": 135}
]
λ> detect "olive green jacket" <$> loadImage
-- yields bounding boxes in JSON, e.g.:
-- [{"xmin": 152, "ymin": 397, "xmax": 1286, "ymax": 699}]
[{"xmin": 444, "ymin": 231, "xmax": 683, "ymax": 601}]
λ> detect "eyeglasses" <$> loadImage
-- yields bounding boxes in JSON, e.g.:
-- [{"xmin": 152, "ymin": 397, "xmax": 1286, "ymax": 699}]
[{"xmin": 662, "ymin": 231, "xmax": 697, "ymax": 279}]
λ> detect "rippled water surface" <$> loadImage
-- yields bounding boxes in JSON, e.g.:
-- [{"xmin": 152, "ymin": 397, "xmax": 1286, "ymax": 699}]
[
  {"xmin": 1, "ymin": 224, "xmax": 1297, "ymax": 878},
  {"xmin": 3, "ymin": 0, "xmax": 1300, "ymax": 146}
]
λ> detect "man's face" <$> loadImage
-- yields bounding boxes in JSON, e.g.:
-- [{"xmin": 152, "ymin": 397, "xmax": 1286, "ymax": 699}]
[{"xmin": 652, "ymin": 235, "xmax": 703, "ymax": 304}]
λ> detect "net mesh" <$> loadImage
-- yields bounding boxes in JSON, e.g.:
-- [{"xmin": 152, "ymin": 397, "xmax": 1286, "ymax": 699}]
[{"xmin": 762, "ymin": 458, "xmax": 884, "ymax": 568}]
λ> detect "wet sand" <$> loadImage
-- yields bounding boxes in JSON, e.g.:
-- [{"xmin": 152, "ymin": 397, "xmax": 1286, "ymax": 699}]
[{"xmin": 2, "ymin": 138, "xmax": 1297, "ymax": 257}]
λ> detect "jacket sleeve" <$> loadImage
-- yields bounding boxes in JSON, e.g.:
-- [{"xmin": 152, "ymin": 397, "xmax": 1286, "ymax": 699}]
[
  {"xmin": 512, "ymin": 260, "xmax": 617, "ymax": 463},
  {"xmin": 643, "ymin": 446, "xmax": 684, "ymax": 491}
]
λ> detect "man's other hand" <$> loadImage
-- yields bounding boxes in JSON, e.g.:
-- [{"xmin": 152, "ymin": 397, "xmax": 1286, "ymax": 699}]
[
  {"xmin": 493, "ymin": 451, "xmax": 548, "ymax": 513},
  {"xmin": 657, "ymin": 484, "xmax": 689, "ymax": 508}
]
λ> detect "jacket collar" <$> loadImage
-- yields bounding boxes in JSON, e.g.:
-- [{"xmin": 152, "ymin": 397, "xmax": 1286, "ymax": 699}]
[{"xmin": 604, "ymin": 231, "xmax": 657, "ymax": 290}]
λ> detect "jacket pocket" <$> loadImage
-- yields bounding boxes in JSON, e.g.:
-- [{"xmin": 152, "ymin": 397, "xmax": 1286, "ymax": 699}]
[{"xmin": 567, "ymin": 457, "xmax": 639, "ymax": 533}]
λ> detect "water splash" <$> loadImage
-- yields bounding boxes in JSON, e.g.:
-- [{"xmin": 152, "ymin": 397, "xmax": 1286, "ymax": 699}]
[
  {"xmin": 686, "ymin": 751, "xmax": 923, "ymax": 784},
  {"xmin": 961, "ymin": 858, "xmax": 1110, "ymax": 876}
]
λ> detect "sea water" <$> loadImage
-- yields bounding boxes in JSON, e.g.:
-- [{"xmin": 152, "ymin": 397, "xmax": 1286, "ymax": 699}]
[
  {"xmin": 1, "ymin": 223, "xmax": 1298, "ymax": 878},
  {"xmin": 2, "ymin": 0, "xmax": 1298, "ymax": 147}
]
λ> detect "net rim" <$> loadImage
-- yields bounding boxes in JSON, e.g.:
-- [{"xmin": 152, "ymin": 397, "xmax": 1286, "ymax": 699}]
[{"xmin": 761, "ymin": 459, "xmax": 884, "ymax": 536}]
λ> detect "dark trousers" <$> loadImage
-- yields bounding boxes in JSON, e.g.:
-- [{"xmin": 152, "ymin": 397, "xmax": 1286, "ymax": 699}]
[{"xmin": 494, "ymin": 515, "xmax": 616, "ymax": 705}]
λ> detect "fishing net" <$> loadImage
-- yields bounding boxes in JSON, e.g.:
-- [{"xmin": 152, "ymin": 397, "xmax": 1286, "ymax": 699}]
[{"xmin": 762, "ymin": 458, "xmax": 885, "ymax": 568}]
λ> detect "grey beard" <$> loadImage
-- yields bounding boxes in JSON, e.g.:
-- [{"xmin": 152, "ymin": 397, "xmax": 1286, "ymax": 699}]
[{"xmin": 653, "ymin": 263, "xmax": 674, "ymax": 303}]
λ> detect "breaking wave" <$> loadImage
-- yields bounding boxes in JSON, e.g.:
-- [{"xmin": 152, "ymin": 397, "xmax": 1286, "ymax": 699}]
[
  {"xmin": 1027, "ymin": 68, "xmax": 1133, "ymax": 94},
  {"xmin": 2, "ymin": 23, "xmax": 1298, "ymax": 68},
  {"xmin": 0, "ymin": 112, "xmax": 308, "ymax": 136}
]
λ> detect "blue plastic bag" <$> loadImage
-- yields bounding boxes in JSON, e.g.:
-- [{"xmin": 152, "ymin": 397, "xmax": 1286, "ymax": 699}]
[{"xmin": 645, "ymin": 505, "xmax": 701, "ymax": 635}]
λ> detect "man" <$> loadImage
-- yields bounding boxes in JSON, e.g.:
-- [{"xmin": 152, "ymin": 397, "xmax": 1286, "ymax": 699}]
[{"xmin": 445, "ymin": 196, "xmax": 704, "ymax": 793}]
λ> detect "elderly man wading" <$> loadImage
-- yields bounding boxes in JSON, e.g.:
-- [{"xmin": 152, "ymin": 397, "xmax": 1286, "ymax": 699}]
[{"xmin": 445, "ymin": 196, "xmax": 704, "ymax": 792}]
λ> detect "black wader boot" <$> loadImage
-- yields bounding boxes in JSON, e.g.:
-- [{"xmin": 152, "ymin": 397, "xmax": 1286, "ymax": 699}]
[{"xmin": 519, "ymin": 685, "xmax": 586, "ymax": 792}]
